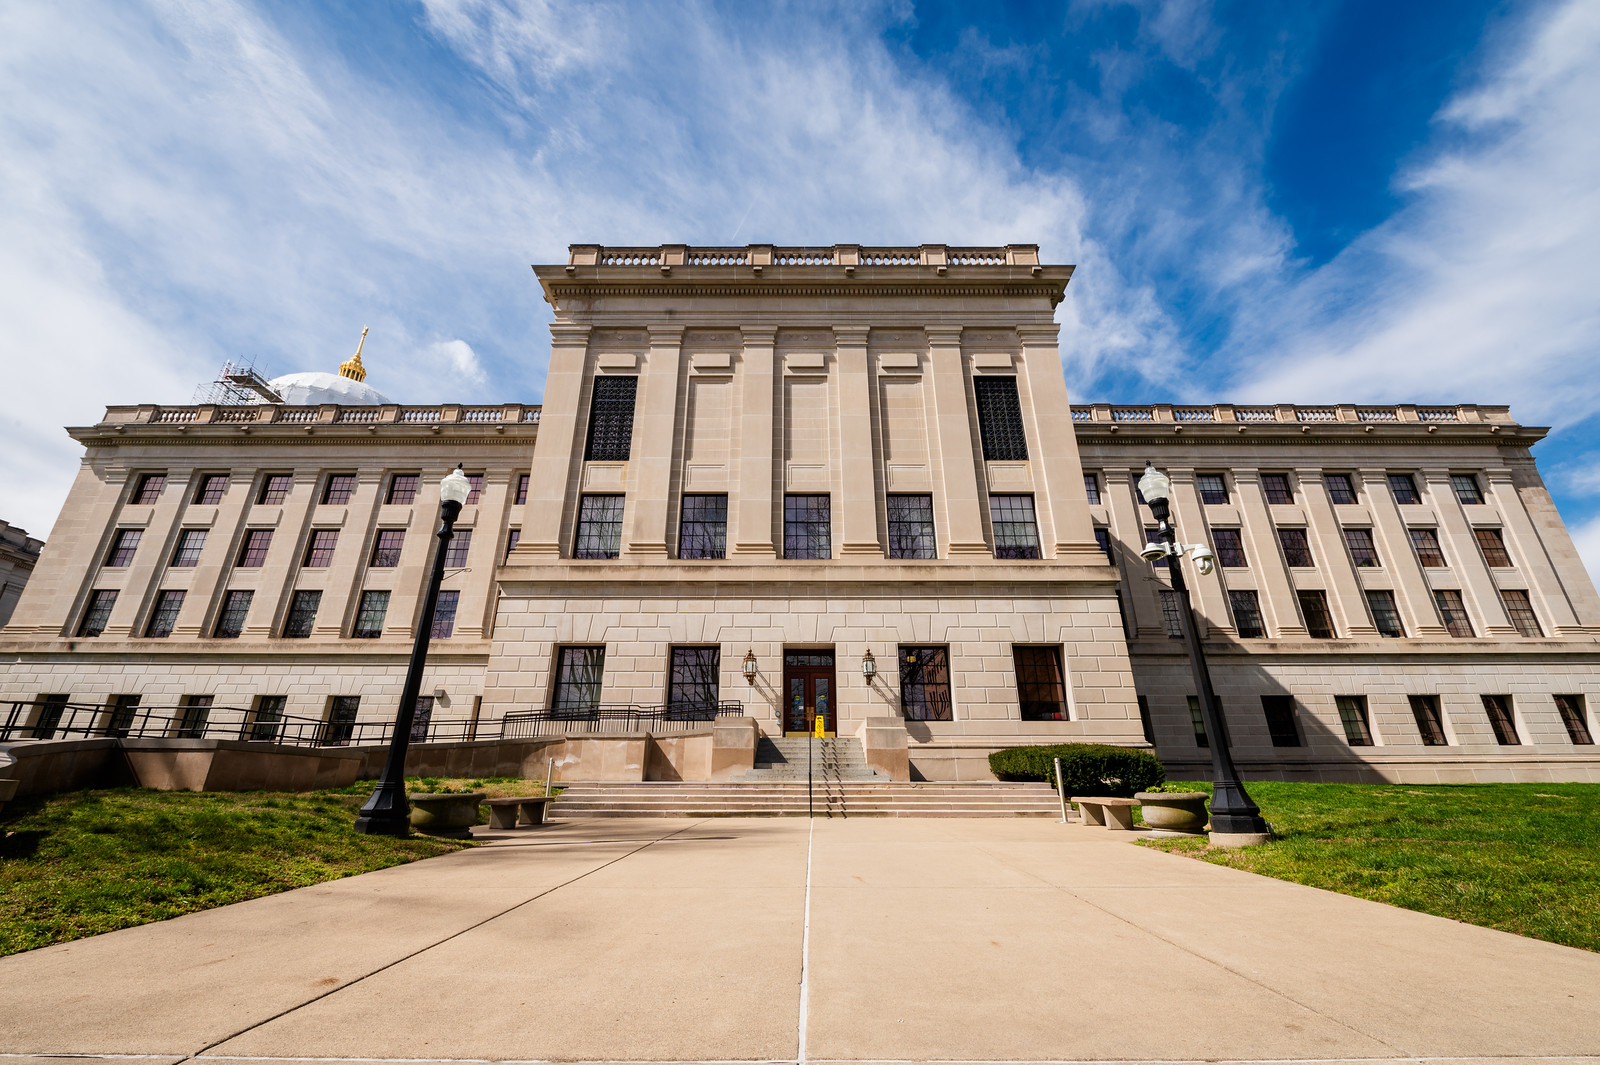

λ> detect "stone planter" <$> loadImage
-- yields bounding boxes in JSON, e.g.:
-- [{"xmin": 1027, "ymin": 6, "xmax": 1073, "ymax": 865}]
[
  {"xmin": 1135, "ymin": 791, "xmax": 1208, "ymax": 836},
  {"xmin": 408, "ymin": 792, "xmax": 485, "ymax": 837}
]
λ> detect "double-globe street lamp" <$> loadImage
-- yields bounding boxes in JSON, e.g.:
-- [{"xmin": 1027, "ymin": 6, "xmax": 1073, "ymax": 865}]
[
  {"xmin": 1137, "ymin": 462, "xmax": 1273, "ymax": 845},
  {"xmin": 355, "ymin": 464, "xmax": 474, "ymax": 836}
]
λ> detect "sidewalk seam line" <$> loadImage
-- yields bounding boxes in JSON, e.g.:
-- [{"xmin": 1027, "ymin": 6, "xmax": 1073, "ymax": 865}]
[{"xmin": 798, "ymin": 816, "xmax": 815, "ymax": 1064}]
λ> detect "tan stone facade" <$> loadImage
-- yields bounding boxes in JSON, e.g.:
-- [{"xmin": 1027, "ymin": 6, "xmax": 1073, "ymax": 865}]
[
  {"xmin": 3, "ymin": 243, "xmax": 1599, "ymax": 782},
  {"xmin": 0, "ymin": 519, "xmax": 43, "ymax": 629}
]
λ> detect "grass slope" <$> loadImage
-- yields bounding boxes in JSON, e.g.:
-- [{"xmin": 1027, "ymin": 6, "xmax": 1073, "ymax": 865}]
[{"xmin": 1139, "ymin": 781, "xmax": 1600, "ymax": 953}]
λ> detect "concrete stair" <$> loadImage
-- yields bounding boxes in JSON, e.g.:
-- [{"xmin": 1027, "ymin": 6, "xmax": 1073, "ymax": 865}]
[
  {"xmin": 744, "ymin": 735, "xmax": 885, "ymax": 781},
  {"xmin": 550, "ymin": 780, "xmax": 1064, "ymax": 818}
]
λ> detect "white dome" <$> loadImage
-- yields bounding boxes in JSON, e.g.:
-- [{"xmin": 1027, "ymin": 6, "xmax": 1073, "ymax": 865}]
[{"xmin": 269, "ymin": 372, "xmax": 392, "ymax": 406}]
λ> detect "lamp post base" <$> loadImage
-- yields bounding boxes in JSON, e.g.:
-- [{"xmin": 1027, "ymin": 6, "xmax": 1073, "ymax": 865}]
[
  {"xmin": 353, "ymin": 812, "xmax": 411, "ymax": 836},
  {"xmin": 1210, "ymin": 830, "xmax": 1274, "ymax": 848}
]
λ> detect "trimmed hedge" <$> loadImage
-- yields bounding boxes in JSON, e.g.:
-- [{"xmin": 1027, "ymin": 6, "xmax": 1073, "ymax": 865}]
[{"xmin": 988, "ymin": 743, "xmax": 1165, "ymax": 798}]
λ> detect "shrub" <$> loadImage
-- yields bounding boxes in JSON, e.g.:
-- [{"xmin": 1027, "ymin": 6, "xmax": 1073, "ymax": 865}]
[{"xmin": 988, "ymin": 743, "xmax": 1165, "ymax": 798}]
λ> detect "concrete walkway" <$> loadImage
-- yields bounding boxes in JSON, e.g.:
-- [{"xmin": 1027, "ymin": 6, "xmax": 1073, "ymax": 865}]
[{"xmin": 4, "ymin": 817, "xmax": 1600, "ymax": 1065}]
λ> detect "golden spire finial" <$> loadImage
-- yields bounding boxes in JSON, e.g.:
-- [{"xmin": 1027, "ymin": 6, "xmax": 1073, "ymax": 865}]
[{"xmin": 340, "ymin": 326, "xmax": 369, "ymax": 382}]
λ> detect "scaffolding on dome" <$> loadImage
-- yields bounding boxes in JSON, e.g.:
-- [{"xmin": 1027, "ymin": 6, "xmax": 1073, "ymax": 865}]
[{"xmin": 193, "ymin": 358, "xmax": 284, "ymax": 405}]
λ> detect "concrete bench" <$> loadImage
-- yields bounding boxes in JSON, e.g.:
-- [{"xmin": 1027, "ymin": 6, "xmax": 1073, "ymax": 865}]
[
  {"xmin": 1072, "ymin": 796, "xmax": 1137, "ymax": 830},
  {"xmin": 485, "ymin": 796, "xmax": 550, "ymax": 829}
]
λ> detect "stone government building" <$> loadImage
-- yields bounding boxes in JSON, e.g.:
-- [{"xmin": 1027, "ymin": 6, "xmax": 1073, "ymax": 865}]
[{"xmin": 3, "ymin": 242, "xmax": 1598, "ymax": 783}]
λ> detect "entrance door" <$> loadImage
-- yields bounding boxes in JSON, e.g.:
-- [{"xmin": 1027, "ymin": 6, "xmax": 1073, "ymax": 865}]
[{"xmin": 783, "ymin": 650, "xmax": 836, "ymax": 736}]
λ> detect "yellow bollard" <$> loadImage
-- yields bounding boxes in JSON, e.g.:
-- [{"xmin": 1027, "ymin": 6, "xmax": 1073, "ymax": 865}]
[{"xmin": 814, "ymin": 713, "xmax": 825, "ymax": 737}]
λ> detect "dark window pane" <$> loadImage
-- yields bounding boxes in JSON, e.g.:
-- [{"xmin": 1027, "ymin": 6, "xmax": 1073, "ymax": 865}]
[
  {"xmin": 1230, "ymin": 590, "xmax": 1265, "ymax": 638},
  {"xmin": 258, "ymin": 475, "xmax": 292, "ymax": 505},
  {"xmin": 195, "ymin": 474, "xmax": 229, "ymax": 505},
  {"xmin": 1475, "ymin": 528, "xmax": 1512, "ymax": 567},
  {"xmin": 575, "ymin": 494, "xmax": 625, "ymax": 559},
  {"xmin": 1261, "ymin": 695, "xmax": 1301, "ymax": 747},
  {"xmin": 973, "ymin": 376, "xmax": 1028, "ymax": 460},
  {"xmin": 1196, "ymin": 474, "xmax": 1228, "ymax": 505},
  {"xmin": 1500, "ymin": 589, "xmax": 1541, "ymax": 637},
  {"xmin": 370, "ymin": 529, "xmax": 405, "ymax": 567},
  {"xmin": 1410, "ymin": 528, "xmax": 1446, "ymax": 567},
  {"xmin": 1325, "ymin": 474, "xmax": 1357, "ymax": 505},
  {"xmin": 304, "ymin": 529, "xmax": 339, "ymax": 567},
  {"xmin": 171, "ymin": 529, "xmax": 207, "ymax": 567},
  {"xmin": 1013, "ymin": 646, "xmax": 1065, "ymax": 721},
  {"xmin": 899, "ymin": 646, "xmax": 954, "ymax": 721},
  {"xmin": 323, "ymin": 474, "xmax": 356, "ymax": 505},
  {"xmin": 1299, "ymin": 590, "xmax": 1335, "ymax": 638},
  {"xmin": 1186, "ymin": 696, "xmax": 1209, "ymax": 747},
  {"xmin": 410, "ymin": 696, "xmax": 434, "ymax": 743},
  {"xmin": 887, "ymin": 495, "xmax": 936, "ymax": 559},
  {"xmin": 430, "ymin": 590, "xmax": 459, "ymax": 638},
  {"xmin": 1137, "ymin": 695, "xmax": 1155, "ymax": 744},
  {"xmin": 515, "ymin": 474, "xmax": 530, "ymax": 505},
  {"xmin": 505, "ymin": 528, "xmax": 521, "ymax": 561},
  {"xmin": 1093, "ymin": 527, "xmax": 1113, "ymax": 564},
  {"xmin": 1144, "ymin": 526, "xmax": 1168, "ymax": 568},
  {"xmin": 1213, "ymin": 529, "xmax": 1247, "ymax": 567},
  {"xmin": 553, "ymin": 646, "xmax": 605, "ymax": 709},
  {"xmin": 325, "ymin": 696, "xmax": 359, "ymax": 745},
  {"xmin": 251, "ymin": 695, "xmax": 286, "ymax": 741},
  {"xmin": 784, "ymin": 494, "xmax": 832, "ymax": 559},
  {"xmin": 1367, "ymin": 590, "xmax": 1405, "ymax": 637},
  {"xmin": 177, "ymin": 695, "xmax": 213, "ymax": 739},
  {"xmin": 1131, "ymin": 474, "xmax": 1147, "ymax": 506},
  {"xmin": 106, "ymin": 529, "xmax": 141, "ymax": 567},
  {"xmin": 1342, "ymin": 528, "xmax": 1380, "ymax": 567},
  {"xmin": 1082, "ymin": 473, "xmax": 1101, "ymax": 505},
  {"xmin": 1159, "ymin": 589, "xmax": 1184, "ymax": 637},
  {"xmin": 283, "ymin": 590, "xmax": 321, "ymax": 638},
  {"xmin": 145, "ymin": 590, "xmax": 184, "ymax": 637},
  {"xmin": 1388, "ymin": 473, "xmax": 1421, "ymax": 505},
  {"xmin": 989, "ymin": 495, "xmax": 1039, "ymax": 559},
  {"xmin": 353, "ymin": 590, "xmax": 389, "ymax": 638},
  {"xmin": 1278, "ymin": 528, "xmax": 1314, "ymax": 567},
  {"xmin": 585, "ymin": 376, "xmax": 638, "ymax": 461},
  {"xmin": 237, "ymin": 529, "xmax": 273, "ymax": 567},
  {"xmin": 78, "ymin": 589, "xmax": 118, "ymax": 637},
  {"xmin": 1409, "ymin": 695, "xmax": 1448, "ymax": 746},
  {"xmin": 1434, "ymin": 590, "xmax": 1474, "ymax": 637},
  {"xmin": 107, "ymin": 694, "xmax": 141, "ymax": 737},
  {"xmin": 465, "ymin": 473, "xmax": 484, "ymax": 505},
  {"xmin": 444, "ymin": 529, "xmax": 472, "ymax": 568},
  {"xmin": 1481, "ymin": 694, "xmax": 1520, "ymax": 745},
  {"xmin": 1554, "ymin": 695, "xmax": 1593, "ymax": 745},
  {"xmin": 679, "ymin": 494, "xmax": 728, "ymax": 559},
  {"xmin": 668, "ymin": 647, "xmax": 721, "ymax": 713},
  {"xmin": 132, "ymin": 473, "xmax": 166, "ymax": 505},
  {"xmin": 387, "ymin": 474, "xmax": 420, "ymax": 505},
  {"xmin": 1337, "ymin": 695, "xmax": 1373, "ymax": 745},
  {"xmin": 1261, "ymin": 473, "xmax": 1293, "ymax": 505},
  {"xmin": 214, "ymin": 590, "xmax": 252, "ymax": 638},
  {"xmin": 1451, "ymin": 474, "xmax": 1484, "ymax": 504},
  {"xmin": 31, "ymin": 694, "xmax": 70, "ymax": 740}
]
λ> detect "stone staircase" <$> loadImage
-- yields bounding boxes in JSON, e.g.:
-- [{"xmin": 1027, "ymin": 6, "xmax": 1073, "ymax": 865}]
[
  {"xmin": 744, "ymin": 735, "xmax": 884, "ymax": 781},
  {"xmin": 550, "ymin": 780, "xmax": 1063, "ymax": 818}
]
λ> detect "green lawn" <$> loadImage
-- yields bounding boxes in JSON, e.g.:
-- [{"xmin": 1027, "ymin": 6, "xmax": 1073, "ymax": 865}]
[{"xmin": 1138, "ymin": 781, "xmax": 1600, "ymax": 953}]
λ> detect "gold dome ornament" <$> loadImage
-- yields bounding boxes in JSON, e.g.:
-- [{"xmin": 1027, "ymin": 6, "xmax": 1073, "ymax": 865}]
[{"xmin": 340, "ymin": 326, "xmax": 369, "ymax": 382}]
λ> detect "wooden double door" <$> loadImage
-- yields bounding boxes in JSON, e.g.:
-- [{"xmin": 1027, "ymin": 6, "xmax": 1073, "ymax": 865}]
[{"xmin": 783, "ymin": 650, "xmax": 836, "ymax": 736}]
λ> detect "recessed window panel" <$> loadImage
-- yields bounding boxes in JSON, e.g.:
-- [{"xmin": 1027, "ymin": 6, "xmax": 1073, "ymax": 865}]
[
  {"xmin": 1409, "ymin": 695, "xmax": 1448, "ymax": 746},
  {"xmin": 322, "ymin": 474, "xmax": 357, "ymax": 505},
  {"xmin": 1481, "ymin": 694, "xmax": 1520, "ymax": 745},
  {"xmin": 1144, "ymin": 526, "xmax": 1168, "ymax": 568},
  {"xmin": 973, "ymin": 377, "xmax": 1027, "ymax": 460},
  {"xmin": 1185, "ymin": 695, "xmax": 1209, "ymax": 747},
  {"xmin": 1388, "ymin": 473, "xmax": 1421, "ymax": 505},
  {"xmin": 1159, "ymin": 589, "xmax": 1184, "ymax": 638},
  {"xmin": 1475, "ymin": 528, "xmax": 1512, "ymax": 567},
  {"xmin": 1093, "ymin": 527, "xmax": 1113, "ymax": 564},
  {"xmin": 213, "ymin": 590, "xmax": 252, "ymax": 638},
  {"xmin": 304, "ymin": 529, "xmax": 339, "ymax": 568},
  {"xmin": 370, "ymin": 529, "xmax": 405, "ymax": 567},
  {"xmin": 194, "ymin": 474, "xmax": 229, "ymax": 505},
  {"xmin": 132, "ymin": 473, "xmax": 166, "ymax": 505},
  {"xmin": 1278, "ymin": 528, "xmax": 1314, "ymax": 567},
  {"xmin": 430, "ymin": 590, "xmax": 459, "ymax": 638},
  {"xmin": 236, "ymin": 529, "xmax": 273, "ymax": 568},
  {"xmin": 1554, "ymin": 695, "xmax": 1593, "ymax": 745},
  {"xmin": 387, "ymin": 474, "xmax": 420, "ymax": 505},
  {"xmin": 679, "ymin": 494, "xmax": 728, "ymax": 560},
  {"xmin": 1012, "ymin": 646, "xmax": 1065, "ymax": 721},
  {"xmin": 1261, "ymin": 695, "xmax": 1301, "ymax": 747},
  {"xmin": 325, "ymin": 696, "xmax": 359, "ymax": 745},
  {"xmin": 784, "ymin": 494, "xmax": 832, "ymax": 560},
  {"xmin": 505, "ymin": 528, "xmax": 521, "ymax": 561},
  {"xmin": 585, "ymin": 376, "xmax": 638, "ymax": 461},
  {"xmin": 106, "ymin": 529, "xmax": 141, "ymax": 567},
  {"xmin": 258, "ymin": 475, "xmax": 292, "ymax": 505},
  {"xmin": 171, "ymin": 529, "xmax": 207, "ymax": 568},
  {"xmin": 353, "ymin": 590, "xmax": 389, "ymax": 638},
  {"xmin": 899, "ymin": 646, "xmax": 953, "ymax": 721},
  {"xmin": 78, "ymin": 589, "xmax": 118, "ymax": 637},
  {"xmin": 553, "ymin": 646, "xmax": 605, "ymax": 710},
  {"xmin": 1410, "ymin": 528, "xmax": 1446, "ymax": 567},
  {"xmin": 1325, "ymin": 473, "xmax": 1357, "ymax": 505},
  {"xmin": 1337, "ymin": 695, "xmax": 1374, "ymax": 745},
  {"xmin": 1342, "ymin": 528, "xmax": 1380, "ymax": 567},
  {"xmin": 1230, "ymin": 590, "xmax": 1265, "ymax": 638},
  {"xmin": 145, "ymin": 590, "xmax": 184, "ymax": 638},
  {"xmin": 1196, "ymin": 474, "xmax": 1228, "ymax": 505},
  {"xmin": 668, "ymin": 647, "xmax": 721, "ymax": 714},
  {"xmin": 1261, "ymin": 473, "xmax": 1293, "ymax": 505},
  {"xmin": 1298, "ymin": 590, "xmax": 1336, "ymax": 638},
  {"xmin": 1366, "ymin": 590, "xmax": 1404, "ymax": 637},
  {"xmin": 990, "ymin": 495, "xmax": 1040, "ymax": 559},
  {"xmin": 575, "ymin": 495, "xmax": 625, "ymax": 559},
  {"xmin": 465, "ymin": 474, "xmax": 484, "ymax": 505},
  {"xmin": 1082, "ymin": 473, "xmax": 1101, "ymax": 505},
  {"xmin": 1213, "ymin": 529, "xmax": 1247, "ymax": 568},
  {"xmin": 443, "ymin": 529, "xmax": 472, "ymax": 568},
  {"xmin": 515, "ymin": 474, "xmax": 529, "ymax": 505},
  {"xmin": 1451, "ymin": 474, "xmax": 1484, "ymax": 504},
  {"xmin": 1434, "ymin": 590, "xmax": 1474, "ymax": 637},
  {"xmin": 283, "ymin": 590, "xmax": 321, "ymax": 638},
  {"xmin": 886, "ymin": 494, "xmax": 936, "ymax": 559},
  {"xmin": 251, "ymin": 695, "xmax": 286, "ymax": 741},
  {"xmin": 1500, "ymin": 589, "xmax": 1541, "ymax": 637}
]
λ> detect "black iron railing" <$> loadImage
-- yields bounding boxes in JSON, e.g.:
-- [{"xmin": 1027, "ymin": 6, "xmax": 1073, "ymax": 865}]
[{"xmin": 501, "ymin": 702, "xmax": 746, "ymax": 738}]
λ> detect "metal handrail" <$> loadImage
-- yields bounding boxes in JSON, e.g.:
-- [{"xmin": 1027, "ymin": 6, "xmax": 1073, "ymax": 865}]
[{"xmin": 501, "ymin": 702, "xmax": 746, "ymax": 738}]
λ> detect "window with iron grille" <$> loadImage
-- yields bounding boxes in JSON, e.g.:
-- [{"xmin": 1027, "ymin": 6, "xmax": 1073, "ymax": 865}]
[
  {"xmin": 679, "ymin": 494, "xmax": 728, "ymax": 559},
  {"xmin": 1475, "ymin": 528, "xmax": 1512, "ymax": 567},
  {"xmin": 1278, "ymin": 528, "xmax": 1314, "ymax": 567},
  {"xmin": 352, "ymin": 590, "xmax": 389, "ymax": 638},
  {"xmin": 1342, "ymin": 528, "xmax": 1380, "ymax": 567},
  {"xmin": 283, "ymin": 590, "xmax": 321, "ymax": 638},
  {"xmin": 1554, "ymin": 695, "xmax": 1594, "ymax": 745},
  {"xmin": 1409, "ymin": 528, "xmax": 1446, "ymax": 567},
  {"xmin": 1366, "ymin": 590, "xmax": 1404, "ymax": 637},
  {"xmin": 132, "ymin": 473, "xmax": 166, "ymax": 505},
  {"xmin": 171, "ymin": 529, "xmax": 207, "ymax": 568},
  {"xmin": 106, "ymin": 529, "xmax": 141, "ymax": 567},
  {"xmin": 1012, "ymin": 646, "xmax": 1065, "ymax": 721},
  {"xmin": 900, "ymin": 647, "xmax": 955, "ymax": 721},
  {"xmin": 465, "ymin": 474, "xmax": 484, "ymax": 505},
  {"xmin": 237, "ymin": 529, "xmax": 273, "ymax": 568},
  {"xmin": 1186, "ymin": 696, "xmax": 1209, "ymax": 747},
  {"xmin": 1325, "ymin": 473, "xmax": 1357, "ymax": 505},
  {"xmin": 1093, "ymin": 527, "xmax": 1113, "ymax": 564},
  {"xmin": 505, "ymin": 528, "xmax": 521, "ymax": 561},
  {"xmin": 214, "ymin": 590, "xmax": 252, "ymax": 638},
  {"xmin": 251, "ymin": 695, "xmax": 286, "ymax": 741},
  {"xmin": 1388, "ymin": 473, "xmax": 1421, "ymax": 505},
  {"xmin": 387, "ymin": 474, "xmax": 420, "ymax": 505},
  {"xmin": 515, "ymin": 473, "xmax": 529, "ymax": 505},
  {"xmin": 1137, "ymin": 695, "xmax": 1156, "ymax": 744},
  {"xmin": 668, "ymin": 647, "xmax": 722, "ymax": 714},
  {"xmin": 1230, "ymin": 590, "xmax": 1265, "ymax": 638},
  {"xmin": 195, "ymin": 474, "xmax": 229, "ymax": 505},
  {"xmin": 145, "ymin": 590, "xmax": 184, "ymax": 638},
  {"xmin": 1408, "ymin": 695, "xmax": 1448, "ymax": 746},
  {"xmin": 1451, "ymin": 473, "xmax": 1484, "ymax": 504},
  {"xmin": 258, "ymin": 475, "xmax": 292, "ymax": 505},
  {"xmin": 78, "ymin": 589, "xmax": 117, "ymax": 637},
  {"xmin": 430, "ymin": 590, "xmax": 460, "ymax": 638},
  {"xmin": 1261, "ymin": 695, "xmax": 1301, "ymax": 747},
  {"xmin": 886, "ymin": 495, "xmax": 936, "ymax": 559},
  {"xmin": 325, "ymin": 696, "xmax": 359, "ymax": 745},
  {"xmin": 323, "ymin": 474, "xmax": 357, "ymax": 505},
  {"xmin": 1196, "ymin": 474, "xmax": 1228, "ymax": 505},
  {"xmin": 1159, "ymin": 589, "xmax": 1184, "ymax": 637},
  {"xmin": 575, "ymin": 495, "xmax": 626, "ymax": 559},
  {"xmin": 1500, "ymin": 589, "xmax": 1542, "ymax": 637},
  {"xmin": 553, "ymin": 646, "xmax": 605, "ymax": 710},
  {"xmin": 1434, "ymin": 589, "xmax": 1474, "ymax": 637},
  {"xmin": 409, "ymin": 696, "xmax": 434, "ymax": 743},
  {"xmin": 1213, "ymin": 528, "xmax": 1247, "ymax": 567},
  {"xmin": 1337, "ymin": 695, "xmax": 1374, "ymax": 745},
  {"xmin": 370, "ymin": 529, "xmax": 405, "ymax": 567},
  {"xmin": 303, "ymin": 529, "xmax": 339, "ymax": 567},
  {"xmin": 1298, "ymin": 589, "xmax": 1336, "ymax": 638},
  {"xmin": 1261, "ymin": 473, "xmax": 1293, "ymax": 505},
  {"xmin": 1082, "ymin": 473, "xmax": 1101, "ymax": 505},
  {"xmin": 444, "ymin": 529, "xmax": 472, "ymax": 568},
  {"xmin": 1144, "ymin": 526, "xmax": 1169, "ymax": 568},
  {"xmin": 1481, "ymin": 694, "xmax": 1520, "ymax": 745},
  {"xmin": 177, "ymin": 695, "xmax": 213, "ymax": 739},
  {"xmin": 784, "ymin": 494, "xmax": 832, "ymax": 559},
  {"xmin": 585, "ymin": 376, "xmax": 638, "ymax": 461},
  {"xmin": 973, "ymin": 376, "xmax": 1028, "ymax": 460}
]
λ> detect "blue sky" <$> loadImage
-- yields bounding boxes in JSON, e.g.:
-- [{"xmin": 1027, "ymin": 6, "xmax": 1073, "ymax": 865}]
[{"xmin": 3, "ymin": 0, "xmax": 1598, "ymax": 581}]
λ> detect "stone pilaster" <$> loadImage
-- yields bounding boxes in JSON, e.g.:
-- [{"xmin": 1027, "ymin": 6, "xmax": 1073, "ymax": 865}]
[
  {"xmin": 731, "ymin": 327, "xmax": 777, "ymax": 557},
  {"xmin": 1422, "ymin": 467, "xmax": 1516, "ymax": 635},
  {"xmin": 926, "ymin": 327, "xmax": 988, "ymax": 556},
  {"xmin": 1232, "ymin": 469, "xmax": 1308, "ymax": 637},
  {"xmin": 1297, "ymin": 467, "xmax": 1378, "ymax": 637},
  {"xmin": 517, "ymin": 323, "xmax": 591, "ymax": 559},
  {"xmin": 622, "ymin": 325, "xmax": 684, "ymax": 557},
  {"xmin": 1017, "ymin": 325, "xmax": 1102, "ymax": 564},
  {"xmin": 834, "ymin": 326, "xmax": 881, "ymax": 556},
  {"xmin": 1358, "ymin": 467, "xmax": 1447, "ymax": 637}
]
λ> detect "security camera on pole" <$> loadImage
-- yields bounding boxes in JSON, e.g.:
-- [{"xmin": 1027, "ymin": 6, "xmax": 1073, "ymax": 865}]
[{"xmin": 1137, "ymin": 461, "xmax": 1272, "ymax": 846}]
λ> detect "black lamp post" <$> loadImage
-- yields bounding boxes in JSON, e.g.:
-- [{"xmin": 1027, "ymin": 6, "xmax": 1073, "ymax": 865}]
[
  {"xmin": 1137, "ymin": 462, "xmax": 1272, "ymax": 842},
  {"xmin": 355, "ymin": 464, "xmax": 474, "ymax": 836}
]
